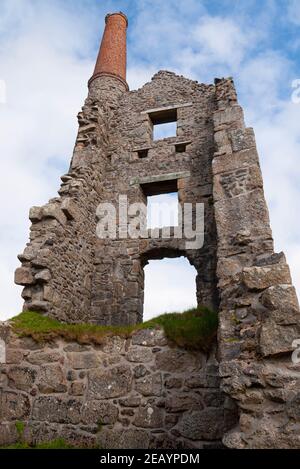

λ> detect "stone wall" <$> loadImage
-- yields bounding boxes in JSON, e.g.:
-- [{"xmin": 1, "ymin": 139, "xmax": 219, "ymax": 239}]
[
  {"xmin": 212, "ymin": 78, "xmax": 300, "ymax": 449},
  {"xmin": 0, "ymin": 325, "xmax": 237, "ymax": 449}
]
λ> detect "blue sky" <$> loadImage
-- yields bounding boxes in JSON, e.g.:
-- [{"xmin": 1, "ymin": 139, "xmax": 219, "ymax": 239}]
[{"xmin": 0, "ymin": 0, "xmax": 300, "ymax": 320}]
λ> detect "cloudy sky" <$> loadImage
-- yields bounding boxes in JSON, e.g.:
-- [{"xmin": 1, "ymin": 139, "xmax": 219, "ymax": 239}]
[{"xmin": 0, "ymin": 0, "xmax": 300, "ymax": 321}]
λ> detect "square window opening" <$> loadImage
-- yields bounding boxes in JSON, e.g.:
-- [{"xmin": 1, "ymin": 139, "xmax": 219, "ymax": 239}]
[
  {"xmin": 175, "ymin": 143, "xmax": 187, "ymax": 153},
  {"xmin": 141, "ymin": 180, "xmax": 179, "ymax": 229},
  {"xmin": 149, "ymin": 108, "xmax": 177, "ymax": 141},
  {"xmin": 137, "ymin": 149, "xmax": 149, "ymax": 159}
]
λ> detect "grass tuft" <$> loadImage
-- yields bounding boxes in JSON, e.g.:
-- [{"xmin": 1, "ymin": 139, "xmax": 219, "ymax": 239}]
[
  {"xmin": 1, "ymin": 438, "xmax": 77, "ymax": 450},
  {"xmin": 11, "ymin": 306, "xmax": 218, "ymax": 352}
]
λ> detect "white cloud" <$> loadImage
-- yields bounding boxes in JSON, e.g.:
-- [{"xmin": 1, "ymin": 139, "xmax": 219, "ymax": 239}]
[
  {"xmin": 192, "ymin": 16, "xmax": 250, "ymax": 69},
  {"xmin": 127, "ymin": 65, "xmax": 156, "ymax": 90}
]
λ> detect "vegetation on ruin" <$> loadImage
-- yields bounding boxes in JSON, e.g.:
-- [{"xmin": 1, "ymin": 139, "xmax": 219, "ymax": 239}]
[
  {"xmin": 0, "ymin": 438, "xmax": 79, "ymax": 450},
  {"xmin": 0, "ymin": 421, "xmax": 79, "ymax": 449},
  {"xmin": 11, "ymin": 306, "xmax": 218, "ymax": 352},
  {"xmin": 15, "ymin": 421, "xmax": 25, "ymax": 441}
]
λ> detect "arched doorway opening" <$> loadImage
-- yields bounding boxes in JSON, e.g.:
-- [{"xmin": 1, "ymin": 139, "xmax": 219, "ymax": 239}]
[{"xmin": 143, "ymin": 257, "xmax": 197, "ymax": 321}]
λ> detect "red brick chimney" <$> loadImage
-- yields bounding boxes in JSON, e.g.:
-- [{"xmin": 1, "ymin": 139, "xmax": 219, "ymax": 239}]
[{"xmin": 88, "ymin": 12, "xmax": 128, "ymax": 90}]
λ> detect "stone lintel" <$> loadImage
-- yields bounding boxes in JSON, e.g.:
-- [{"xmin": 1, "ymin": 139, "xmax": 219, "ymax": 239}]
[
  {"xmin": 140, "ymin": 103, "xmax": 193, "ymax": 115},
  {"xmin": 130, "ymin": 171, "xmax": 191, "ymax": 187}
]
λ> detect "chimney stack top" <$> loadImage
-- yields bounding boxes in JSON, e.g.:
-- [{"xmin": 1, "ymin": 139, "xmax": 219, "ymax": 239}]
[{"xmin": 89, "ymin": 12, "xmax": 128, "ymax": 90}]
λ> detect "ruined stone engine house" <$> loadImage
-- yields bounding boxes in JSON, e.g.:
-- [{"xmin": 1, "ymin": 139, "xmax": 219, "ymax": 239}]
[{"xmin": 6, "ymin": 12, "xmax": 300, "ymax": 448}]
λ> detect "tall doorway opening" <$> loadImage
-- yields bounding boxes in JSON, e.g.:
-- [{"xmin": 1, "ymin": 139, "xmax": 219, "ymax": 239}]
[{"xmin": 143, "ymin": 256, "xmax": 197, "ymax": 321}]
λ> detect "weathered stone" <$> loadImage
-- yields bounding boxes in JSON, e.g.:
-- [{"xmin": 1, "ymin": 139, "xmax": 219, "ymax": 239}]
[
  {"xmin": 260, "ymin": 285, "xmax": 300, "ymax": 324},
  {"xmin": 70, "ymin": 381, "xmax": 85, "ymax": 396},
  {"xmin": 135, "ymin": 372, "xmax": 162, "ymax": 396},
  {"xmin": 131, "ymin": 329, "xmax": 168, "ymax": 346},
  {"xmin": 88, "ymin": 365, "xmax": 132, "ymax": 399},
  {"xmin": 43, "ymin": 285, "xmax": 53, "ymax": 301},
  {"xmin": 165, "ymin": 393, "xmax": 202, "ymax": 412},
  {"xmin": 67, "ymin": 370, "xmax": 77, "ymax": 381},
  {"xmin": 102, "ymin": 336, "xmax": 125, "ymax": 354},
  {"xmin": 119, "ymin": 396, "xmax": 141, "ymax": 407},
  {"xmin": 15, "ymin": 267, "xmax": 34, "ymax": 286},
  {"xmin": 32, "ymin": 396, "xmax": 82, "ymax": 424},
  {"xmin": 82, "ymin": 400, "xmax": 118, "ymax": 425},
  {"xmin": 38, "ymin": 364, "xmax": 67, "ymax": 393},
  {"xmin": 98, "ymin": 428, "xmax": 150, "ymax": 449},
  {"xmin": 35, "ymin": 269, "xmax": 52, "ymax": 282},
  {"xmin": 18, "ymin": 247, "xmax": 37, "ymax": 262},
  {"xmin": 61, "ymin": 198, "xmax": 81, "ymax": 221},
  {"xmin": 121, "ymin": 408, "xmax": 134, "ymax": 416},
  {"xmin": 6, "ymin": 349, "xmax": 24, "ymax": 364},
  {"xmin": 64, "ymin": 343, "xmax": 90, "ymax": 352},
  {"xmin": 17, "ymin": 337, "xmax": 44, "ymax": 350},
  {"xmin": 31, "ymin": 249, "xmax": 52, "ymax": 268},
  {"xmin": 42, "ymin": 203, "xmax": 67, "ymax": 225},
  {"xmin": 155, "ymin": 349, "xmax": 199, "ymax": 373},
  {"xmin": 133, "ymin": 405, "xmax": 164, "ymax": 428},
  {"xmin": 126, "ymin": 346, "xmax": 154, "ymax": 363},
  {"xmin": 23, "ymin": 421, "xmax": 96, "ymax": 448},
  {"xmin": 67, "ymin": 352, "xmax": 100, "ymax": 369},
  {"xmin": 260, "ymin": 320, "xmax": 300, "ymax": 357},
  {"xmin": 29, "ymin": 206, "xmax": 43, "ymax": 222},
  {"xmin": 287, "ymin": 393, "xmax": 300, "ymax": 421},
  {"xmin": 26, "ymin": 350, "xmax": 61, "ymax": 365},
  {"xmin": 0, "ymin": 391, "xmax": 30, "ymax": 421},
  {"xmin": 0, "ymin": 423, "xmax": 18, "ymax": 446},
  {"xmin": 255, "ymin": 252, "xmax": 286, "ymax": 267},
  {"xmin": 229, "ymin": 128, "xmax": 255, "ymax": 152},
  {"xmin": 264, "ymin": 389, "xmax": 288, "ymax": 403},
  {"xmin": 202, "ymin": 390, "xmax": 226, "ymax": 407},
  {"xmin": 185, "ymin": 372, "xmax": 220, "ymax": 388},
  {"xmin": 176, "ymin": 409, "xmax": 225, "ymax": 440},
  {"xmin": 7, "ymin": 366, "xmax": 37, "ymax": 391},
  {"xmin": 27, "ymin": 300, "xmax": 49, "ymax": 312},
  {"xmin": 133, "ymin": 365, "xmax": 149, "ymax": 378},
  {"xmin": 165, "ymin": 376, "xmax": 183, "ymax": 389},
  {"xmin": 242, "ymin": 264, "xmax": 292, "ymax": 291},
  {"xmin": 21, "ymin": 287, "xmax": 32, "ymax": 300}
]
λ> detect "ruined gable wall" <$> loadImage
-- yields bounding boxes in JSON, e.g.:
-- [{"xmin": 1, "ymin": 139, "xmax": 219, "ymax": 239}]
[
  {"xmin": 91, "ymin": 71, "xmax": 219, "ymax": 325},
  {"xmin": 15, "ymin": 71, "xmax": 222, "ymax": 326}
]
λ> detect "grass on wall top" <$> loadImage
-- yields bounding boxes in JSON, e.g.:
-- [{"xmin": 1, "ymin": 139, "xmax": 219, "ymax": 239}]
[{"xmin": 11, "ymin": 306, "xmax": 218, "ymax": 352}]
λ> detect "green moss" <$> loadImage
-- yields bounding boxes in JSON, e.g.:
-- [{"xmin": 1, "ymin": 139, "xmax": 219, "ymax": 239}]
[
  {"xmin": 146, "ymin": 307, "xmax": 218, "ymax": 352},
  {"xmin": 0, "ymin": 442, "xmax": 31, "ymax": 449},
  {"xmin": 0, "ymin": 439, "xmax": 78, "ymax": 450},
  {"xmin": 33, "ymin": 439, "xmax": 76, "ymax": 449},
  {"xmin": 15, "ymin": 421, "xmax": 25, "ymax": 442},
  {"xmin": 231, "ymin": 313, "xmax": 241, "ymax": 325},
  {"xmin": 224, "ymin": 337, "xmax": 240, "ymax": 343},
  {"xmin": 11, "ymin": 306, "xmax": 218, "ymax": 352}
]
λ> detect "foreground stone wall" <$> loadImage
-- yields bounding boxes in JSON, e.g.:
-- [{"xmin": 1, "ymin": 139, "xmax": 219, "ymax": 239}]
[{"xmin": 0, "ymin": 325, "xmax": 237, "ymax": 449}]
